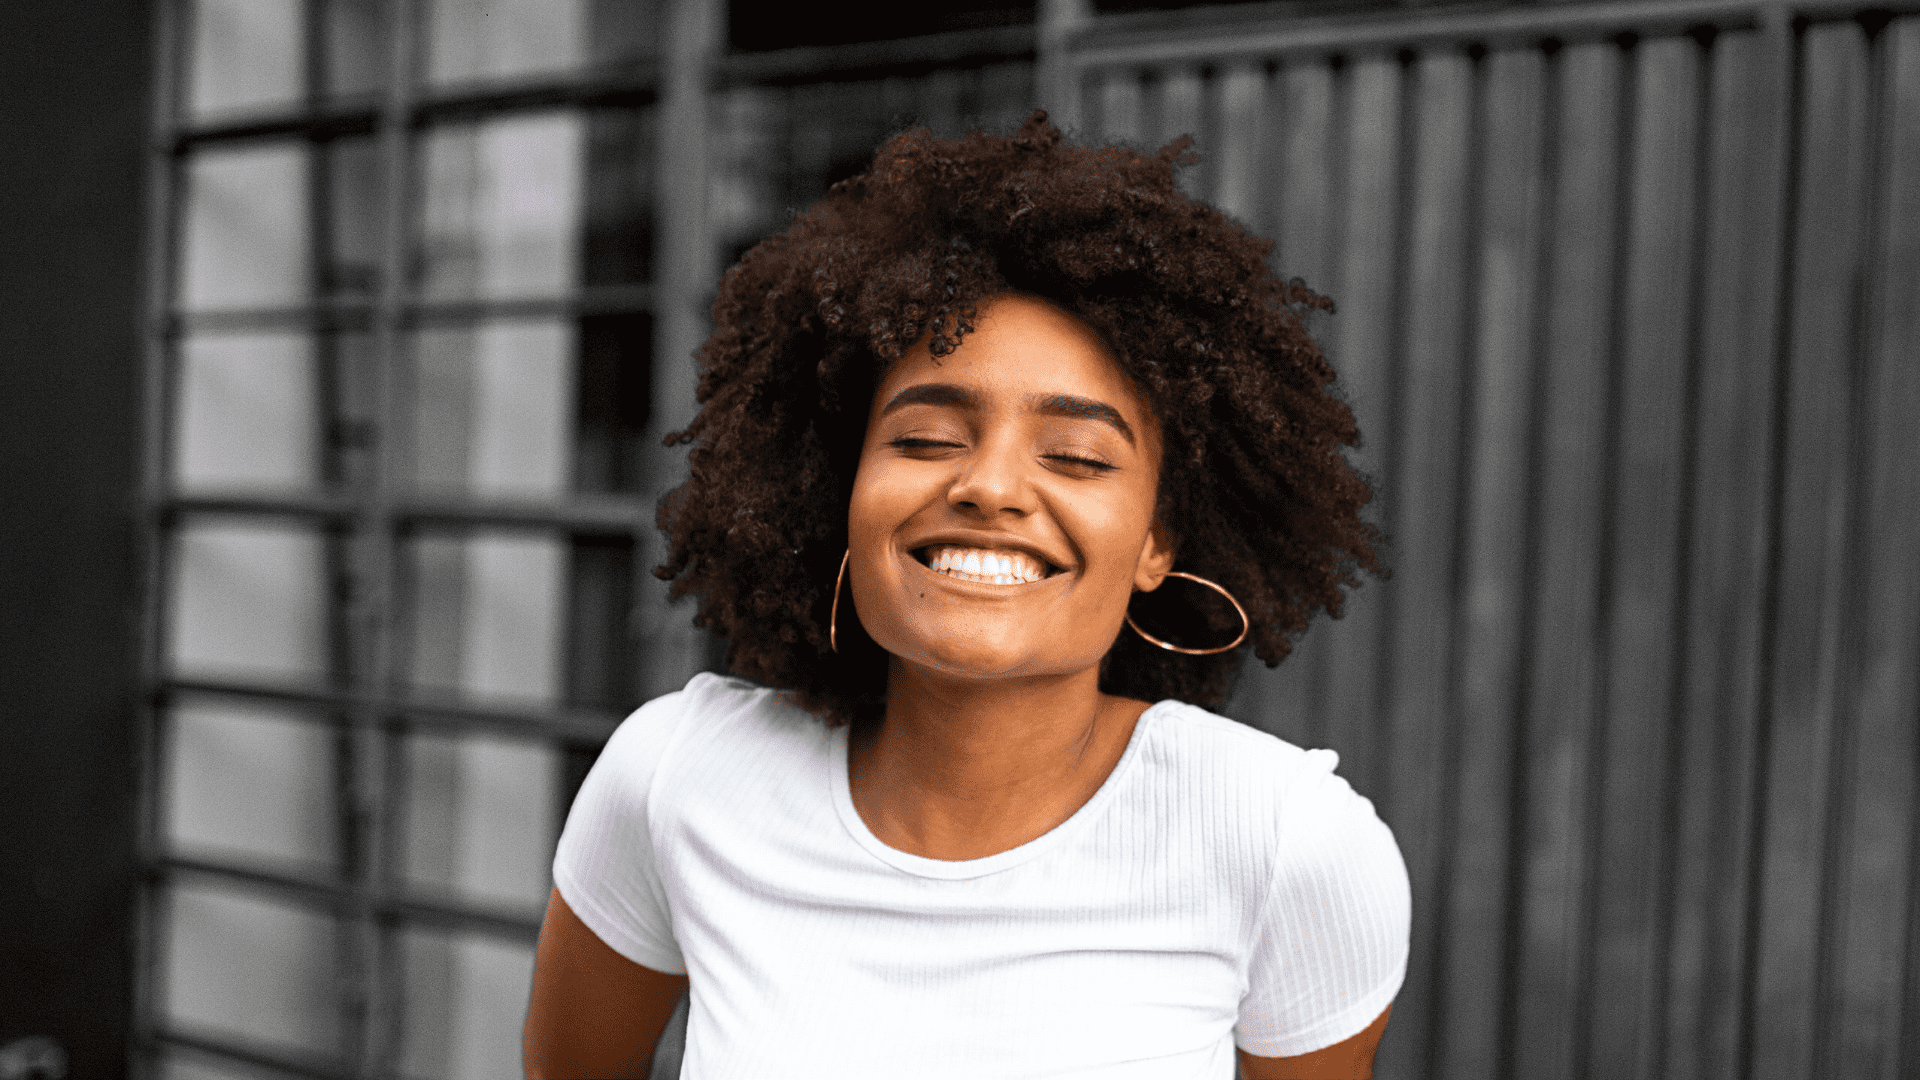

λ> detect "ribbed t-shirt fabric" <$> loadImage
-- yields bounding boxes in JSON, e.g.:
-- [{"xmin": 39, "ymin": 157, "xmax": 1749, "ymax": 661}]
[{"xmin": 553, "ymin": 672, "xmax": 1410, "ymax": 1079}]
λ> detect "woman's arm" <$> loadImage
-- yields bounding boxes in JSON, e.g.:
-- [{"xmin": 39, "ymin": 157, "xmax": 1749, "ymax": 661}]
[
  {"xmin": 1237, "ymin": 1004, "xmax": 1392, "ymax": 1080},
  {"xmin": 524, "ymin": 888, "xmax": 690, "ymax": 1080}
]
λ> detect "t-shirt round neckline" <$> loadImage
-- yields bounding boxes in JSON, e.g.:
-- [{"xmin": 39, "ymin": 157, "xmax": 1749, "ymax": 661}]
[{"xmin": 829, "ymin": 698, "xmax": 1175, "ymax": 880}]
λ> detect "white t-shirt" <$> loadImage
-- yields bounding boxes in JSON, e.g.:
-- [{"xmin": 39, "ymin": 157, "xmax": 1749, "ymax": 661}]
[{"xmin": 554, "ymin": 672, "xmax": 1410, "ymax": 1079}]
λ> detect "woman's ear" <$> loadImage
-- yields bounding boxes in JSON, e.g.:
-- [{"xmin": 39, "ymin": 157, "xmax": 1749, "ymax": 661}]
[{"xmin": 1133, "ymin": 521, "xmax": 1177, "ymax": 592}]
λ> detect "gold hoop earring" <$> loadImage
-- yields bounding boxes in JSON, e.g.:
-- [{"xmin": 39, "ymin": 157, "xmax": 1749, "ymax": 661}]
[
  {"xmin": 829, "ymin": 549, "xmax": 850, "ymax": 654},
  {"xmin": 1123, "ymin": 571, "xmax": 1250, "ymax": 656}
]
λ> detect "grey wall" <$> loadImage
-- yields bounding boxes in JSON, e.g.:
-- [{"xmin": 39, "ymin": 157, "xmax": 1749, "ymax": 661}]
[{"xmin": 0, "ymin": 2, "xmax": 152, "ymax": 1076}]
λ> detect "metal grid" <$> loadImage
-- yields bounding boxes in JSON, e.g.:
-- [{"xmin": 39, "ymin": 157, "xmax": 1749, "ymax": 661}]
[{"xmin": 133, "ymin": 3, "xmax": 1040, "ymax": 1077}]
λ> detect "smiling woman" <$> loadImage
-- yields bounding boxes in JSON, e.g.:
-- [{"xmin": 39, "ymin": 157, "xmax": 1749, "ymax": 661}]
[{"xmin": 524, "ymin": 113, "xmax": 1409, "ymax": 1080}]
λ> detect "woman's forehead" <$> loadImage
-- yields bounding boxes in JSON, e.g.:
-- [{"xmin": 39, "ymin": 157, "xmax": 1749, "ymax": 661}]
[{"xmin": 872, "ymin": 294, "xmax": 1150, "ymax": 420}]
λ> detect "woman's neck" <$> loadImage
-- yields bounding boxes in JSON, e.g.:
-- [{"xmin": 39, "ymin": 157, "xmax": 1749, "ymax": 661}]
[{"xmin": 845, "ymin": 660, "xmax": 1152, "ymax": 861}]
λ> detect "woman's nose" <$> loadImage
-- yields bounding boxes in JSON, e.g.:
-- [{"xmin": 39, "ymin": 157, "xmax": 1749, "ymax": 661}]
[{"xmin": 947, "ymin": 438, "xmax": 1035, "ymax": 517}]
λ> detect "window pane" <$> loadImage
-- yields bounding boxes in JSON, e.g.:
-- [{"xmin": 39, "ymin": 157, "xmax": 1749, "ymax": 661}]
[
  {"xmin": 423, "ymin": 0, "xmax": 658, "ymax": 86},
  {"xmin": 173, "ymin": 333, "xmax": 318, "ymax": 492},
  {"xmin": 161, "ymin": 883, "xmax": 343, "ymax": 1058},
  {"xmin": 398, "ymin": 927, "xmax": 537, "ymax": 1080},
  {"xmin": 167, "ymin": 520, "xmax": 330, "ymax": 683},
  {"xmin": 564, "ymin": 535, "xmax": 639, "ymax": 711},
  {"xmin": 712, "ymin": 86, "xmax": 784, "ymax": 261},
  {"xmin": 180, "ymin": 144, "xmax": 311, "ymax": 311},
  {"xmin": 424, "ymin": 0, "xmax": 586, "ymax": 87},
  {"xmin": 163, "ymin": 701, "xmax": 339, "ymax": 870},
  {"xmin": 186, "ymin": 0, "xmax": 305, "ymax": 120},
  {"xmin": 323, "ymin": 0, "xmax": 387, "ymax": 99},
  {"xmin": 403, "ymin": 532, "xmax": 567, "ymax": 703},
  {"xmin": 399, "ymin": 730, "xmax": 558, "ymax": 909},
  {"xmin": 404, "ymin": 323, "xmax": 576, "ymax": 496},
  {"xmin": 583, "ymin": 108, "xmax": 656, "ymax": 288},
  {"xmin": 574, "ymin": 314, "xmax": 652, "ymax": 493},
  {"xmin": 584, "ymin": 0, "xmax": 663, "ymax": 67},
  {"xmin": 416, "ymin": 113, "xmax": 584, "ymax": 301}
]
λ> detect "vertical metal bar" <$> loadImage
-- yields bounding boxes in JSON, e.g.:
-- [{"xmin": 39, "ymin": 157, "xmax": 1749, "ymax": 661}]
[
  {"xmin": 1422, "ymin": 39, "xmax": 1490, "ymax": 1080},
  {"xmin": 1569, "ymin": 31, "xmax": 1640, "ymax": 1080},
  {"xmin": 1312, "ymin": 48, "xmax": 1395, "ymax": 805},
  {"xmin": 1570, "ymin": 43, "xmax": 1617, "ymax": 1072},
  {"xmin": 304, "ymin": 2, "xmax": 373, "ymax": 1052},
  {"xmin": 1843, "ymin": 18, "xmax": 1920, "ymax": 1079},
  {"xmin": 1646, "ymin": 25, "xmax": 1721, "ymax": 1077},
  {"xmin": 1037, "ymin": 0, "xmax": 1092, "ymax": 133},
  {"xmin": 1498, "ymin": 36, "xmax": 1565, "ymax": 1080},
  {"xmin": 1368, "ymin": 44, "xmax": 1417, "ymax": 854},
  {"xmin": 131, "ymin": 0, "xmax": 188, "ymax": 1076},
  {"xmin": 1736, "ymin": 9, "xmax": 1806, "ymax": 1079},
  {"xmin": 346, "ymin": 0, "xmax": 419, "ymax": 1073},
  {"xmin": 1810, "ymin": 15, "xmax": 1890, "ymax": 1076},
  {"xmin": 1392, "ymin": 43, "xmax": 1480, "ymax": 1075},
  {"xmin": 1267, "ymin": 59, "xmax": 1294, "ymax": 279},
  {"xmin": 640, "ymin": 0, "xmax": 724, "ymax": 704},
  {"xmin": 312, "ymin": 142, "xmax": 375, "ymax": 1080}
]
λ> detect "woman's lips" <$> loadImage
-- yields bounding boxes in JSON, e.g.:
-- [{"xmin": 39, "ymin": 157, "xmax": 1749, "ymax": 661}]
[{"xmin": 910, "ymin": 544, "xmax": 1061, "ymax": 586}]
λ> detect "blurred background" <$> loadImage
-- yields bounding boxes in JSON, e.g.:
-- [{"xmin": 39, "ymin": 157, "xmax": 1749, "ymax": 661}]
[{"xmin": 0, "ymin": 0, "xmax": 1916, "ymax": 1078}]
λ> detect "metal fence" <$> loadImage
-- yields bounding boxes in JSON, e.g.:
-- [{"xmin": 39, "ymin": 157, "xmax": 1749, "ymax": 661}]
[
  {"xmin": 137, "ymin": 0, "xmax": 1920, "ymax": 1077},
  {"xmin": 1057, "ymin": 4, "xmax": 1920, "ymax": 1077}
]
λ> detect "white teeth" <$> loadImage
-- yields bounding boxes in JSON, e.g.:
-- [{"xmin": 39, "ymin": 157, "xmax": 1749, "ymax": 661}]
[{"xmin": 922, "ymin": 545, "xmax": 1051, "ymax": 585}]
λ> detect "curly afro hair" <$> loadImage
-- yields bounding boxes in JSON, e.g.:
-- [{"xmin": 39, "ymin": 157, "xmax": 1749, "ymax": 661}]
[{"xmin": 656, "ymin": 110, "xmax": 1381, "ymax": 728}]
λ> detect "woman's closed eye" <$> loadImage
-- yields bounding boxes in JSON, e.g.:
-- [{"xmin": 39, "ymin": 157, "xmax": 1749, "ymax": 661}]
[
  {"xmin": 1044, "ymin": 452, "xmax": 1116, "ymax": 473},
  {"xmin": 888, "ymin": 437, "xmax": 965, "ymax": 453},
  {"xmin": 889, "ymin": 436, "xmax": 1115, "ymax": 474}
]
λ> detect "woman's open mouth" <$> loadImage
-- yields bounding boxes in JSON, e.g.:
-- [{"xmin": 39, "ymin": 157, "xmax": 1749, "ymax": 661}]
[{"xmin": 911, "ymin": 545, "xmax": 1061, "ymax": 585}]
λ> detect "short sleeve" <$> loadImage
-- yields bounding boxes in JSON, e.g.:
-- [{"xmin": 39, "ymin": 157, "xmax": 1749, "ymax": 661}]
[
  {"xmin": 1235, "ymin": 755, "xmax": 1411, "ymax": 1057},
  {"xmin": 551, "ymin": 680, "xmax": 701, "ymax": 975}
]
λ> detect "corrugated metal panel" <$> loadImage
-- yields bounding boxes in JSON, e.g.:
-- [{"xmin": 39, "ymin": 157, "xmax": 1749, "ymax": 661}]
[{"xmin": 1072, "ymin": 6, "xmax": 1920, "ymax": 1076}]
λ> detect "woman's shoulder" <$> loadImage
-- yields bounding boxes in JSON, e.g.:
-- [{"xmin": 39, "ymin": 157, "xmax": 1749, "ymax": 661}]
[
  {"xmin": 1142, "ymin": 699, "xmax": 1389, "ymax": 845},
  {"xmin": 1144, "ymin": 699, "xmax": 1347, "ymax": 793},
  {"xmin": 1146, "ymin": 701, "xmax": 1404, "ymax": 903},
  {"xmin": 596, "ymin": 671, "xmax": 796, "ymax": 779}
]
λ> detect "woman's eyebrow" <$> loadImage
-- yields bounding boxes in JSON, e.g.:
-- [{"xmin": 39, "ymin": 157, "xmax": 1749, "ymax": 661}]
[
  {"xmin": 880, "ymin": 382, "xmax": 979, "ymax": 416},
  {"xmin": 1031, "ymin": 393, "xmax": 1134, "ymax": 446},
  {"xmin": 880, "ymin": 383, "xmax": 1135, "ymax": 446}
]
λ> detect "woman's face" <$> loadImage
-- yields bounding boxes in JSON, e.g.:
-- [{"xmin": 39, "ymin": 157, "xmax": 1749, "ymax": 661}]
[{"xmin": 846, "ymin": 293, "xmax": 1173, "ymax": 683}]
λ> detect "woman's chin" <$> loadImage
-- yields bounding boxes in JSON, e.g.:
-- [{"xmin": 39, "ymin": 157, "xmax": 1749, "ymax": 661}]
[{"xmin": 883, "ymin": 633, "xmax": 1092, "ymax": 685}]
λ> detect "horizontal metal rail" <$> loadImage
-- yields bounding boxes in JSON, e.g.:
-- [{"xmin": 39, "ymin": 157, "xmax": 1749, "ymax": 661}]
[
  {"xmin": 167, "ymin": 285, "xmax": 656, "ymax": 336},
  {"xmin": 1068, "ymin": 0, "xmax": 1920, "ymax": 68},
  {"xmin": 174, "ymin": 61, "xmax": 664, "ymax": 148},
  {"xmin": 161, "ymin": 852, "xmax": 547, "ymax": 940},
  {"xmin": 172, "ymin": 23, "xmax": 1039, "ymax": 149},
  {"xmin": 163, "ymin": 491, "xmax": 650, "ymax": 536},
  {"xmin": 161, "ymin": 675, "xmax": 630, "ymax": 746},
  {"xmin": 151, "ymin": 1024, "xmax": 360, "ymax": 1080},
  {"xmin": 713, "ymin": 23, "xmax": 1036, "ymax": 87}
]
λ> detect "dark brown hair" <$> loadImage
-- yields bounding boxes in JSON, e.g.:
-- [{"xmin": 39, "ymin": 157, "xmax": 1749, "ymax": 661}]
[{"xmin": 656, "ymin": 110, "xmax": 1380, "ymax": 727}]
